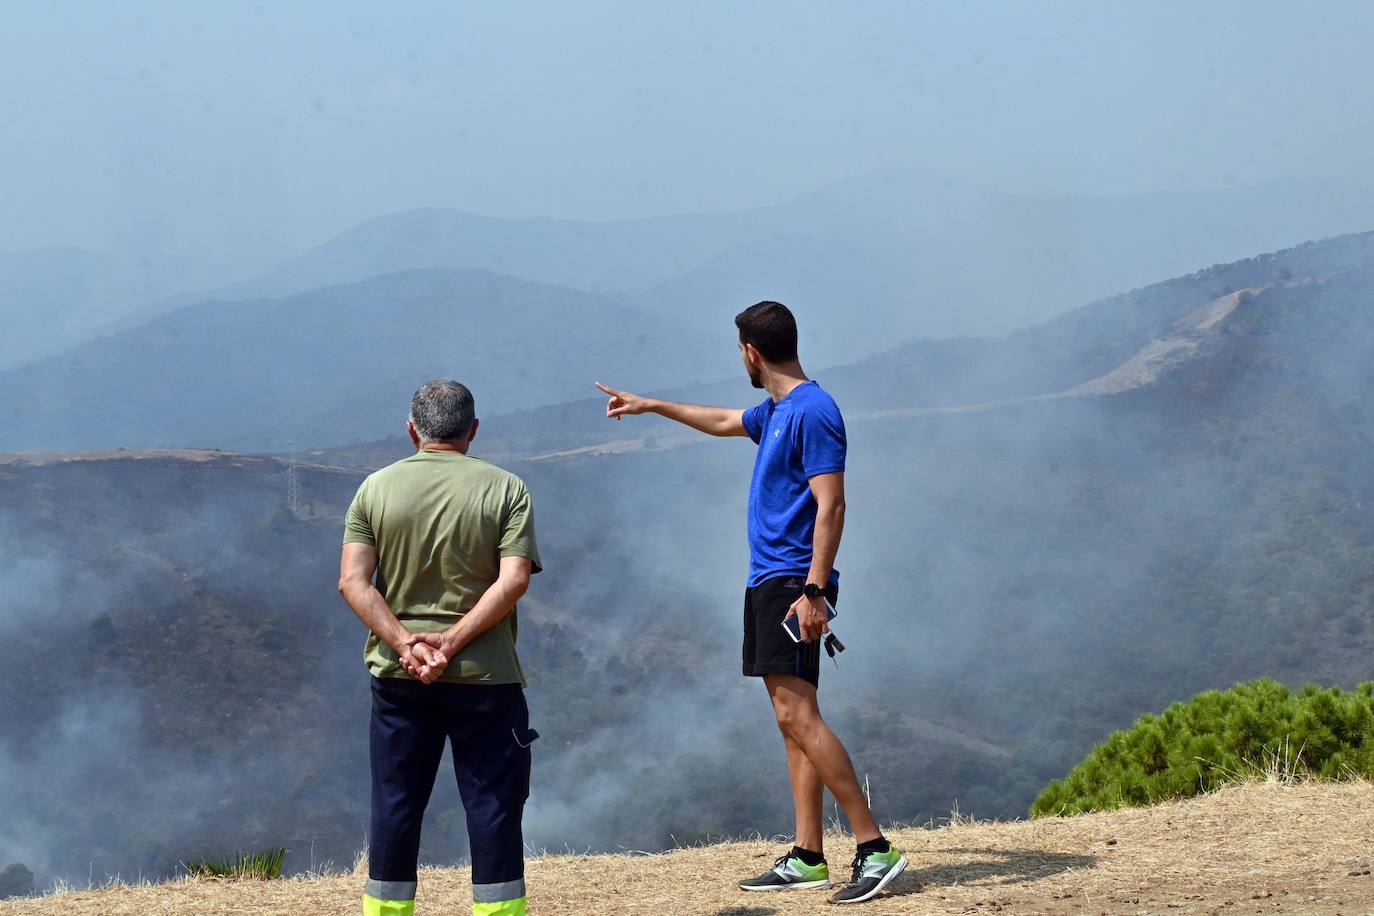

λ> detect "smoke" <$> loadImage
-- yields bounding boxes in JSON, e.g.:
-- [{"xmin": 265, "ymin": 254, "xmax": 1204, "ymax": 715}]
[
  {"xmin": 0, "ymin": 555, "xmax": 64, "ymax": 640},
  {"xmin": 0, "ymin": 692, "xmax": 143, "ymax": 881},
  {"xmin": 6, "ymin": 236, "xmax": 1374, "ymax": 892}
]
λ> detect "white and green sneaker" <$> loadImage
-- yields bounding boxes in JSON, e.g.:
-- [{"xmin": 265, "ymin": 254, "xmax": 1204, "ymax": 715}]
[
  {"xmin": 829, "ymin": 845, "xmax": 907, "ymax": 904},
  {"xmin": 738, "ymin": 851, "xmax": 831, "ymax": 891}
]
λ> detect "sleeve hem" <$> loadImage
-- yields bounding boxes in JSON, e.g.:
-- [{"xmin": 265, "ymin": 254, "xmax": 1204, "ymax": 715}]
[
  {"xmin": 500, "ymin": 549, "xmax": 544, "ymax": 574},
  {"xmin": 804, "ymin": 465, "xmax": 845, "ymax": 479}
]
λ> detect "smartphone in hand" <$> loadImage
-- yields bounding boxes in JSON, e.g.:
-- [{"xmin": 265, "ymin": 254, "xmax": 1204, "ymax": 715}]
[{"xmin": 781, "ymin": 597, "xmax": 837, "ymax": 643}]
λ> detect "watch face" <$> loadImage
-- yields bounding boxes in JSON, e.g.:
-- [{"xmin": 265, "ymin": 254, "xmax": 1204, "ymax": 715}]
[{"xmin": 804, "ymin": 583, "xmax": 821, "ymax": 598}]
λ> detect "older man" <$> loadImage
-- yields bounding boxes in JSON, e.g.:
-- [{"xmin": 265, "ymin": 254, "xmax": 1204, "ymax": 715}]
[{"xmin": 338, "ymin": 379, "xmax": 541, "ymax": 916}]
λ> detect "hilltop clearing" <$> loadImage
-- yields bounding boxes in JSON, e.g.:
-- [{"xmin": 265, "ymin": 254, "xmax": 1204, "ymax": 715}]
[{"xmin": 5, "ymin": 782, "xmax": 1372, "ymax": 914}]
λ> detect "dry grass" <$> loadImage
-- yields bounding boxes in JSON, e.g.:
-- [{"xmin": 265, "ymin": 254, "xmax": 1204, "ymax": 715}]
[{"xmin": 6, "ymin": 781, "xmax": 1374, "ymax": 915}]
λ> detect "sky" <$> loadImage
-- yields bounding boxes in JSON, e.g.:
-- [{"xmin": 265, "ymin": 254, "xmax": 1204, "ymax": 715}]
[{"xmin": 4, "ymin": 0, "xmax": 1374, "ymax": 270}]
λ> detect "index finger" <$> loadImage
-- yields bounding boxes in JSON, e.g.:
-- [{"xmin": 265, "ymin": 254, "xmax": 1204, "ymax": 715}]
[{"xmin": 595, "ymin": 382, "xmax": 623, "ymax": 397}]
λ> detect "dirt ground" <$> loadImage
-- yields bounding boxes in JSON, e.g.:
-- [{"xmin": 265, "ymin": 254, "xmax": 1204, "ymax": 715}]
[{"xmin": 5, "ymin": 781, "xmax": 1374, "ymax": 915}]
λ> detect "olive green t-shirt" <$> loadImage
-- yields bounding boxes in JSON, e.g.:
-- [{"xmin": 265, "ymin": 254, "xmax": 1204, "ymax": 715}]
[{"xmin": 342, "ymin": 450, "xmax": 542, "ymax": 685}]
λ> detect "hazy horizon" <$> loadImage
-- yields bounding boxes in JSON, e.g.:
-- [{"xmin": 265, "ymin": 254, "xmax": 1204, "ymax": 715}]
[{"xmin": 6, "ymin": 1, "xmax": 1374, "ymax": 273}]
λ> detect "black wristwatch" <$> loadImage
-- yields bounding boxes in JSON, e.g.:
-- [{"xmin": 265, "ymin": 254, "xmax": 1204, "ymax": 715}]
[{"xmin": 803, "ymin": 582, "xmax": 825, "ymax": 599}]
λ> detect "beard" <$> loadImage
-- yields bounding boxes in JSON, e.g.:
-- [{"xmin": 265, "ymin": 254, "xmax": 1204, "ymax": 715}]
[{"xmin": 746, "ymin": 364, "xmax": 764, "ymax": 389}]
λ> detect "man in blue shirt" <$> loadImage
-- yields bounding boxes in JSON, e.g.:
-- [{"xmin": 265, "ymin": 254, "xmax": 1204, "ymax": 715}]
[{"xmin": 596, "ymin": 301, "xmax": 906, "ymax": 905}]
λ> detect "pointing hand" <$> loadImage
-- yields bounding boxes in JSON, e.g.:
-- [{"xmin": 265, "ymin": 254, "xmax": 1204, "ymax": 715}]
[{"xmin": 595, "ymin": 383, "xmax": 652, "ymax": 421}]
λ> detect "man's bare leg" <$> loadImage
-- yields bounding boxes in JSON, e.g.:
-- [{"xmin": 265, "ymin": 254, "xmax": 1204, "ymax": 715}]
[
  {"xmin": 766, "ymin": 674, "xmax": 880, "ymax": 843},
  {"xmin": 782, "ymin": 733, "xmax": 825, "ymax": 853}
]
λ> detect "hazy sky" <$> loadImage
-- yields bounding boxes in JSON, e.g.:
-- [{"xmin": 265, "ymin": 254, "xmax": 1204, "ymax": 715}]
[{"xmin": 5, "ymin": 1, "xmax": 1373, "ymax": 268}]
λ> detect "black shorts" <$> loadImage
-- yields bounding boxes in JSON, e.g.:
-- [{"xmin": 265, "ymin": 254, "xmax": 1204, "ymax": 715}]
[{"xmin": 742, "ymin": 576, "xmax": 839, "ymax": 688}]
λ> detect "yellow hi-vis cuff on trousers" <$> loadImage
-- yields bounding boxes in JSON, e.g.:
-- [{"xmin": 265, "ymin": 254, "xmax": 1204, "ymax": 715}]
[
  {"xmin": 363, "ymin": 879, "xmax": 417, "ymax": 916},
  {"xmin": 473, "ymin": 878, "xmax": 527, "ymax": 915},
  {"xmin": 362, "ymin": 895, "xmax": 414, "ymax": 916}
]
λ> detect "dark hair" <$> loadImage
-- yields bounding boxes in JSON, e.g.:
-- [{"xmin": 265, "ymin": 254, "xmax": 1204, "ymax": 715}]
[
  {"xmin": 409, "ymin": 379, "xmax": 476, "ymax": 442},
  {"xmin": 734, "ymin": 300, "xmax": 798, "ymax": 362}
]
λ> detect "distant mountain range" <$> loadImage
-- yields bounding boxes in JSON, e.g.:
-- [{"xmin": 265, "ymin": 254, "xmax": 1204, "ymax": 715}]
[
  {"xmin": 0, "ymin": 269, "xmax": 734, "ymax": 453},
  {"xmin": 219, "ymin": 173, "xmax": 1374, "ymax": 361},
  {"xmin": 8, "ymin": 173, "xmax": 1374, "ymax": 456},
  {"xmin": 0, "ymin": 247, "xmax": 233, "ymax": 369},
  {"xmin": 9, "ymin": 173, "xmax": 1374, "ymax": 385},
  {"xmin": 318, "ymin": 229, "xmax": 1374, "ymax": 468}
]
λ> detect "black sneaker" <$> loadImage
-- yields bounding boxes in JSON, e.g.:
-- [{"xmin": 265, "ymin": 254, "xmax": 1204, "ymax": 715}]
[
  {"xmin": 738, "ymin": 851, "xmax": 831, "ymax": 891},
  {"xmin": 829, "ymin": 845, "xmax": 907, "ymax": 904}
]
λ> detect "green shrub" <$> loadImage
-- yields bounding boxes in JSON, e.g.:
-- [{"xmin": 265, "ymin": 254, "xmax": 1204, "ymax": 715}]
[
  {"xmin": 184, "ymin": 847, "xmax": 286, "ymax": 880},
  {"xmin": 1032, "ymin": 679, "xmax": 1374, "ymax": 817}
]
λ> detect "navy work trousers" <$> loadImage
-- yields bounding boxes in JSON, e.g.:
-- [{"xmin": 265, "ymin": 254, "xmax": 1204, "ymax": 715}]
[{"xmin": 368, "ymin": 676, "xmax": 533, "ymax": 892}]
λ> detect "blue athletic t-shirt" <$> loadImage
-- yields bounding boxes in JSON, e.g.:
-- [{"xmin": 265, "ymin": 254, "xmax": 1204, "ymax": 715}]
[{"xmin": 741, "ymin": 380, "xmax": 846, "ymax": 588}]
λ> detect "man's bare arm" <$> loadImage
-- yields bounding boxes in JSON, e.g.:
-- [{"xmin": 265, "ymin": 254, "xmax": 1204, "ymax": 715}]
[
  {"xmin": 806, "ymin": 472, "xmax": 846, "ymax": 588},
  {"xmin": 417, "ymin": 556, "xmax": 533, "ymax": 661},
  {"xmin": 595, "ymin": 382, "xmax": 747, "ymax": 437},
  {"xmin": 786, "ymin": 471, "xmax": 846, "ymax": 642},
  {"xmin": 338, "ymin": 542, "xmax": 438, "ymax": 679}
]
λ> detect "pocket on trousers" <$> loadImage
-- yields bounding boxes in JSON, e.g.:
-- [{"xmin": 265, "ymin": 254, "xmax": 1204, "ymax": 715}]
[{"xmin": 511, "ymin": 726, "xmax": 537, "ymax": 804}]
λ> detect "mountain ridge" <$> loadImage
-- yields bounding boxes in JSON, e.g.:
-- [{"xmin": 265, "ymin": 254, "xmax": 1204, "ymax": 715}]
[
  {"xmin": 137, "ymin": 175, "xmax": 1374, "ymax": 349},
  {"xmin": 309, "ymin": 229, "xmax": 1374, "ymax": 469},
  {"xmin": 0, "ymin": 246, "xmax": 235, "ymax": 369},
  {"xmin": 0, "ymin": 267, "xmax": 736, "ymax": 453}
]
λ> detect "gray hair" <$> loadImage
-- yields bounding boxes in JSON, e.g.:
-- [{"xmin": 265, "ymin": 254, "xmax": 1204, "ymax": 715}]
[{"xmin": 409, "ymin": 379, "xmax": 476, "ymax": 443}]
